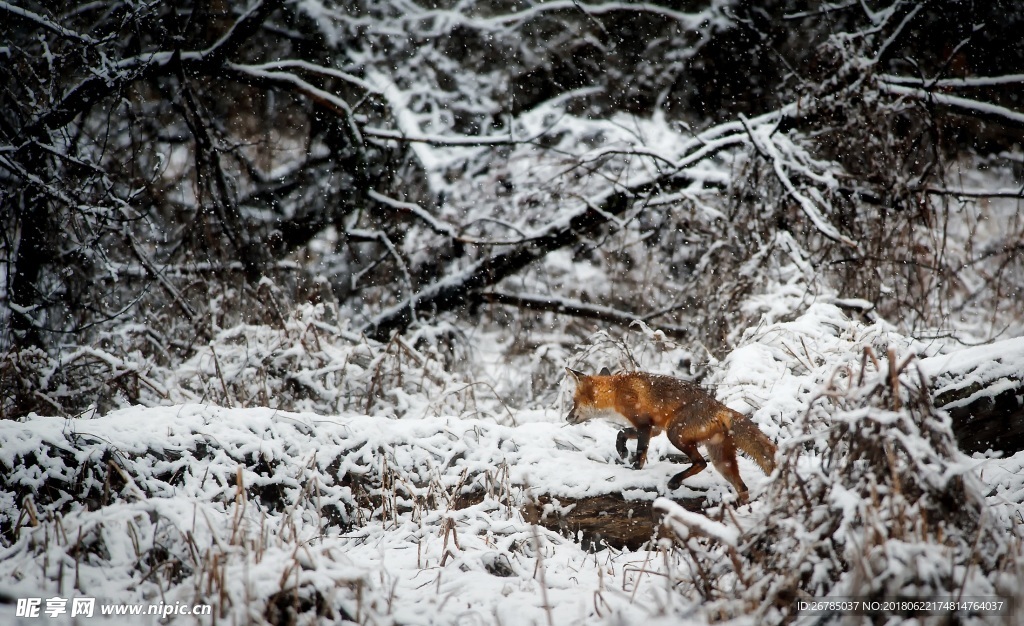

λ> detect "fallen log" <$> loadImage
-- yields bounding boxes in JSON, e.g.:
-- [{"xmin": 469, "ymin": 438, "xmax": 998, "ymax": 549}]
[{"xmin": 920, "ymin": 337, "xmax": 1024, "ymax": 455}]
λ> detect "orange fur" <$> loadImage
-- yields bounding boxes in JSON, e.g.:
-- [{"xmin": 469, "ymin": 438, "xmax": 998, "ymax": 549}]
[{"xmin": 565, "ymin": 368, "xmax": 776, "ymax": 500}]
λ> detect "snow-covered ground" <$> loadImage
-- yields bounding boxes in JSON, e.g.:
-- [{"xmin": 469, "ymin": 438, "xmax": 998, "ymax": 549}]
[
  {"xmin": 0, "ymin": 404, "xmax": 754, "ymax": 625},
  {"xmin": 3, "ymin": 304, "xmax": 1022, "ymax": 625}
]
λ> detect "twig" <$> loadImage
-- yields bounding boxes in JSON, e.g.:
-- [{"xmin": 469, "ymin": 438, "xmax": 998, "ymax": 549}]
[{"xmin": 210, "ymin": 345, "xmax": 232, "ymax": 408}]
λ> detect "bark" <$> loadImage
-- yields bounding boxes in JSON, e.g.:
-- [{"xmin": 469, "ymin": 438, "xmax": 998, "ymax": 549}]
[
  {"xmin": 524, "ymin": 492, "xmax": 705, "ymax": 551},
  {"xmin": 936, "ymin": 379, "xmax": 1024, "ymax": 455},
  {"xmin": 923, "ymin": 339, "xmax": 1024, "ymax": 455}
]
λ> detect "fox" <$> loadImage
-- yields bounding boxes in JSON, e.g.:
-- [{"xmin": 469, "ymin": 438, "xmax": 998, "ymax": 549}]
[{"xmin": 565, "ymin": 367, "xmax": 776, "ymax": 500}]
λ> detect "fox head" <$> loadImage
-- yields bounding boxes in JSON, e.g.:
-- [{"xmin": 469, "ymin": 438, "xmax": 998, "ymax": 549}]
[{"xmin": 564, "ymin": 366, "xmax": 612, "ymax": 424}]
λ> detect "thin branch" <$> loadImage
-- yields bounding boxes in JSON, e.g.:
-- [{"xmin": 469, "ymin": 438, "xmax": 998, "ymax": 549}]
[
  {"xmin": 368, "ymin": 191, "xmax": 458, "ymax": 240},
  {"xmin": 20, "ymin": 0, "xmax": 284, "ymax": 141},
  {"xmin": 744, "ymin": 118, "xmax": 857, "ymax": 247},
  {"xmin": 226, "ymin": 62, "xmax": 364, "ymax": 146},
  {"xmin": 234, "ymin": 59, "xmax": 380, "ymax": 93},
  {"xmin": 880, "ymin": 73, "xmax": 1024, "ymax": 89},
  {"xmin": 913, "ymin": 186, "xmax": 1024, "ymax": 200},
  {"xmin": 871, "ymin": 1, "xmax": 925, "ymax": 64},
  {"xmin": 347, "ymin": 228, "xmax": 414, "ymax": 296},
  {"xmin": 124, "ymin": 234, "xmax": 197, "ymax": 321},
  {"xmin": 361, "ymin": 126, "xmax": 533, "ymax": 147},
  {"xmin": 477, "ymin": 292, "xmax": 690, "ymax": 340},
  {"xmin": 0, "ymin": 2, "xmax": 97, "ymax": 44},
  {"xmin": 783, "ymin": 1, "xmax": 858, "ymax": 20},
  {"xmin": 345, "ymin": 1, "xmax": 716, "ymax": 34}
]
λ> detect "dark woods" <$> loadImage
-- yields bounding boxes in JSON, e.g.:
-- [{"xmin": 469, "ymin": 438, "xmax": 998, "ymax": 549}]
[{"xmin": 2, "ymin": 0, "xmax": 1023, "ymax": 417}]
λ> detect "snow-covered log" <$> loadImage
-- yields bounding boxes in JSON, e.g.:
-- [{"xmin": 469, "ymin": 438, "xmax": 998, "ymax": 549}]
[{"xmin": 921, "ymin": 337, "xmax": 1024, "ymax": 455}]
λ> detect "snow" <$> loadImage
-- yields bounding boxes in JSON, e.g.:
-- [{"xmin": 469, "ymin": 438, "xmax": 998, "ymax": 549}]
[
  {"xmin": 0, "ymin": 405, "xmax": 718, "ymax": 625},
  {"xmin": 3, "ymin": 302, "xmax": 1022, "ymax": 624},
  {"xmin": 8, "ymin": 3, "xmax": 1024, "ymax": 619},
  {"xmin": 655, "ymin": 499, "xmax": 739, "ymax": 546},
  {"xmin": 919, "ymin": 336, "xmax": 1024, "ymax": 409}
]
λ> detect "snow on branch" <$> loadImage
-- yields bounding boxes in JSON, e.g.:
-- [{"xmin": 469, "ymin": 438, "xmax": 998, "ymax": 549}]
[
  {"xmin": 368, "ymin": 191, "xmax": 460, "ymax": 240},
  {"xmin": 880, "ymin": 73, "xmax": 1024, "ymax": 89},
  {"xmin": 227, "ymin": 62, "xmax": 363, "ymax": 144},
  {"xmin": 477, "ymin": 291, "xmax": 690, "ymax": 339},
  {"xmin": 474, "ymin": 0, "xmax": 722, "ymax": 31},
  {"xmin": 359, "ymin": 109, "xmax": 841, "ymax": 340},
  {"xmin": 361, "ymin": 186, "xmax": 642, "ymax": 341},
  {"xmin": 199, "ymin": 0, "xmax": 284, "ymax": 66},
  {"xmin": 743, "ymin": 117, "xmax": 857, "ymax": 248},
  {"xmin": 337, "ymin": 1, "xmax": 725, "ymax": 36},
  {"xmin": 361, "ymin": 127, "xmax": 524, "ymax": 147},
  {"xmin": 235, "ymin": 59, "xmax": 381, "ymax": 93},
  {"xmin": 22, "ymin": 0, "xmax": 284, "ymax": 140},
  {"xmin": 0, "ymin": 2, "xmax": 97, "ymax": 44},
  {"xmin": 228, "ymin": 64, "xmax": 535, "ymax": 151},
  {"xmin": 879, "ymin": 81, "xmax": 1024, "ymax": 130},
  {"xmin": 914, "ymin": 186, "xmax": 1024, "ymax": 199},
  {"xmin": 654, "ymin": 498, "xmax": 738, "ymax": 546},
  {"xmin": 361, "ymin": 69, "xmax": 534, "ymax": 150}
]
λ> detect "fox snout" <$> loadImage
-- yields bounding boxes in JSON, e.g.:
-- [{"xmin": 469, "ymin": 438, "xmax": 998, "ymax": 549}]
[
  {"xmin": 566, "ymin": 401, "xmax": 598, "ymax": 424},
  {"xmin": 566, "ymin": 402, "xmax": 581, "ymax": 424}
]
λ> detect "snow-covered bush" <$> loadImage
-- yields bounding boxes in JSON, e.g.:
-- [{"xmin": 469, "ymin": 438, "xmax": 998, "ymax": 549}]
[
  {"xmin": 658, "ymin": 338, "xmax": 1022, "ymax": 623},
  {"xmin": 169, "ymin": 302, "xmax": 478, "ymax": 418}
]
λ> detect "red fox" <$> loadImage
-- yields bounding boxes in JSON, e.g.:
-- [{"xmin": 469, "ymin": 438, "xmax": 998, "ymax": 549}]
[{"xmin": 565, "ymin": 368, "xmax": 776, "ymax": 500}]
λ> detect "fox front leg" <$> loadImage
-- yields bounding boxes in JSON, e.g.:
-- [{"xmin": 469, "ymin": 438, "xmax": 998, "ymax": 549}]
[
  {"xmin": 615, "ymin": 428, "xmax": 637, "ymax": 460},
  {"xmin": 615, "ymin": 426, "xmax": 650, "ymax": 468},
  {"xmin": 632, "ymin": 425, "xmax": 653, "ymax": 469}
]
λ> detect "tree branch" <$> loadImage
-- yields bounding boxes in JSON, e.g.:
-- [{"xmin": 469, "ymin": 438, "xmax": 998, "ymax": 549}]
[
  {"xmin": 879, "ymin": 82, "xmax": 1024, "ymax": 131},
  {"xmin": 476, "ymin": 292, "xmax": 690, "ymax": 339},
  {"xmin": 361, "ymin": 187, "xmax": 639, "ymax": 341},
  {"xmin": 360, "ymin": 109, "xmax": 795, "ymax": 340},
  {"xmin": 20, "ymin": 0, "xmax": 284, "ymax": 142}
]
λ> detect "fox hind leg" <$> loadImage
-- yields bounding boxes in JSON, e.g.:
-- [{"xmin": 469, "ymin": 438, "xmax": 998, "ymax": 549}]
[
  {"xmin": 706, "ymin": 438, "xmax": 749, "ymax": 500},
  {"xmin": 667, "ymin": 442, "xmax": 707, "ymax": 490}
]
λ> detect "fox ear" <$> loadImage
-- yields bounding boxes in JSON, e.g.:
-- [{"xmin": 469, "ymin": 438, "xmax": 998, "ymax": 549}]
[
  {"xmin": 599, "ymin": 366, "xmax": 611, "ymax": 376},
  {"xmin": 565, "ymin": 367, "xmax": 585, "ymax": 382}
]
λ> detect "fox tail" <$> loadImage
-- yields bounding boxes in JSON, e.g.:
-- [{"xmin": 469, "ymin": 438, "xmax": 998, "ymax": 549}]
[{"xmin": 731, "ymin": 412, "xmax": 777, "ymax": 475}]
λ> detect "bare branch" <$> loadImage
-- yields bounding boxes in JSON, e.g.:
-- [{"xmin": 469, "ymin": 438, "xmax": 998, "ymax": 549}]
[
  {"xmin": 477, "ymin": 292, "xmax": 690, "ymax": 340},
  {"xmin": 879, "ymin": 82, "xmax": 1024, "ymax": 130},
  {"xmin": 880, "ymin": 73, "xmax": 1024, "ymax": 89},
  {"xmin": 0, "ymin": 2, "xmax": 97, "ymax": 43},
  {"xmin": 347, "ymin": 228, "xmax": 414, "ymax": 296},
  {"xmin": 20, "ymin": 0, "xmax": 284, "ymax": 141},
  {"xmin": 124, "ymin": 234, "xmax": 197, "ymax": 321}
]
